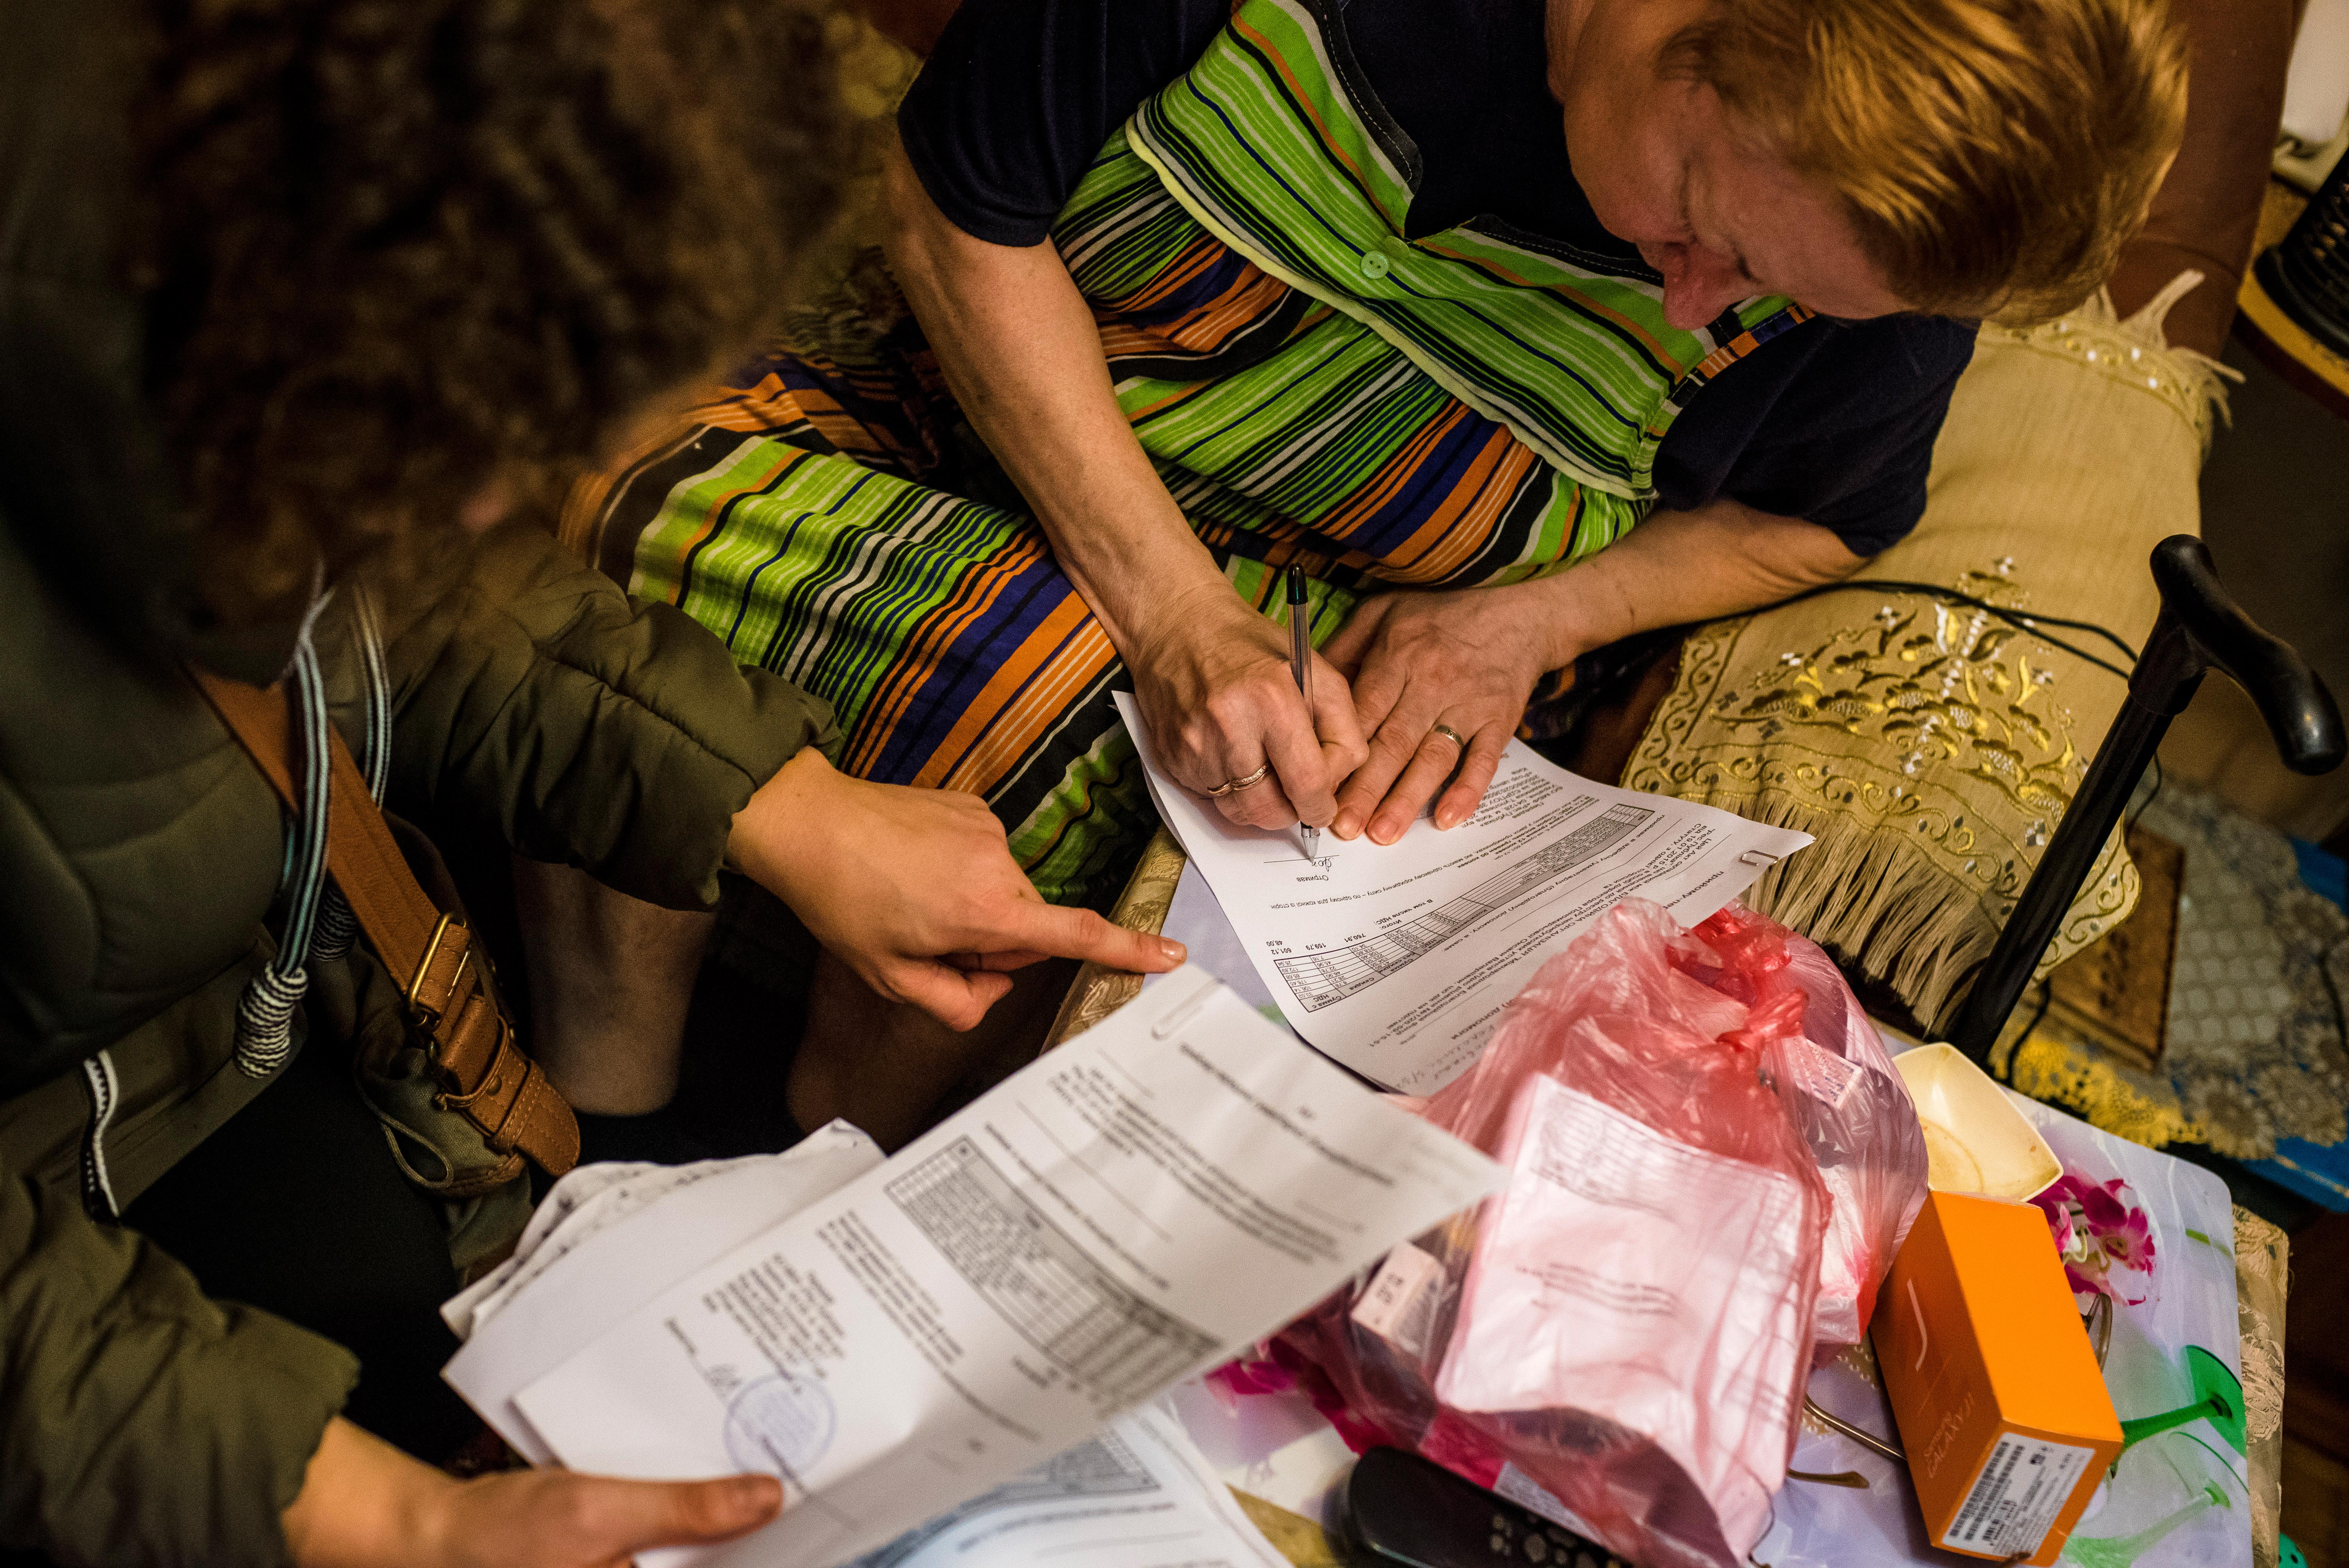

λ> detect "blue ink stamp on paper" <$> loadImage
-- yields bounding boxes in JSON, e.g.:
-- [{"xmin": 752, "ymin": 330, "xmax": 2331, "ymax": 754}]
[{"xmin": 724, "ymin": 1372, "xmax": 835, "ymax": 1479}]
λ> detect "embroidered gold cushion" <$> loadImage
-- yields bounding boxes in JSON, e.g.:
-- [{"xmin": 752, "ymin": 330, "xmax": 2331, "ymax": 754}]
[{"xmin": 1623, "ymin": 282, "xmax": 2232, "ymax": 1035}]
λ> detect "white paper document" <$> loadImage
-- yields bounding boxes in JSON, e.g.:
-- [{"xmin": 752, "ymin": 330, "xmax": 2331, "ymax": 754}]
[
  {"xmin": 443, "ymin": 1141, "xmax": 1287, "ymax": 1568},
  {"xmin": 497, "ymin": 968, "xmax": 1500, "ymax": 1568},
  {"xmin": 836, "ymin": 1403, "xmax": 1288, "ymax": 1568},
  {"xmin": 443, "ymin": 1124, "xmax": 886, "ymax": 1464},
  {"xmin": 1112, "ymin": 693, "xmax": 1811, "ymax": 1092}
]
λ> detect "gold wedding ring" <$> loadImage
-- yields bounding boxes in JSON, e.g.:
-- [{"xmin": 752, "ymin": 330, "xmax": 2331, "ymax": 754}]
[
  {"xmin": 1205, "ymin": 762, "xmax": 1273, "ymax": 797},
  {"xmin": 1428, "ymin": 722, "xmax": 1469, "ymax": 750}
]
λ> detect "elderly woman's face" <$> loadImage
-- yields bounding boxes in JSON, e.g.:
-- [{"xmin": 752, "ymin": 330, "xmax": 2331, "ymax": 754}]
[{"xmin": 1548, "ymin": 0, "xmax": 1909, "ymax": 329}]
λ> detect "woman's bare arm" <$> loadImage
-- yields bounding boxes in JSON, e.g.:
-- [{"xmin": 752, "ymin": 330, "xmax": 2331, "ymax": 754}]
[
  {"xmin": 1526, "ymin": 497, "xmax": 1868, "ymax": 658},
  {"xmin": 881, "ymin": 138, "xmax": 1364, "ymax": 828}
]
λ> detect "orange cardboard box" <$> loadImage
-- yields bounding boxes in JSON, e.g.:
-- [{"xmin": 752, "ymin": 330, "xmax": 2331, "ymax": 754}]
[{"xmin": 1871, "ymin": 1191, "xmax": 2121, "ymax": 1564}]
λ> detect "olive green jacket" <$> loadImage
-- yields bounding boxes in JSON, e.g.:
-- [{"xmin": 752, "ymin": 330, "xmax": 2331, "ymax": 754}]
[{"xmin": 0, "ymin": 5, "xmax": 836, "ymax": 1563}]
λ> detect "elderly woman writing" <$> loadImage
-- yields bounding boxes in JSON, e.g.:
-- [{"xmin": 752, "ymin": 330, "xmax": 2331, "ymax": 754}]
[{"xmin": 583, "ymin": 0, "xmax": 2183, "ymax": 1126}]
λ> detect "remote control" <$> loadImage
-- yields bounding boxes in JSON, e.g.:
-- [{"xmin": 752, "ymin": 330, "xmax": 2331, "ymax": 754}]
[{"xmin": 1340, "ymin": 1448, "xmax": 1637, "ymax": 1567}]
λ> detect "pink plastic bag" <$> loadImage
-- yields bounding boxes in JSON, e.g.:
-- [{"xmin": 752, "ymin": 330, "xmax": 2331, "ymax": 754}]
[
  {"xmin": 1686, "ymin": 905, "xmax": 1928, "ymax": 1347},
  {"xmin": 1281, "ymin": 900, "xmax": 1832, "ymax": 1568}
]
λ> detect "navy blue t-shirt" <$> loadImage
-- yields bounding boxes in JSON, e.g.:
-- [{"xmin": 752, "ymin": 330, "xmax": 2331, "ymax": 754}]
[{"xmin": 898, "ymin": 0, "xmax": 1975, "ymax": 554}]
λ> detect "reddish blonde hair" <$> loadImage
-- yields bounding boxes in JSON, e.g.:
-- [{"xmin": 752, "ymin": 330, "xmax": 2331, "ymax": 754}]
[{"xmin": 1668, "ymin": 0, "xmax": 2188, "ymax": 321}]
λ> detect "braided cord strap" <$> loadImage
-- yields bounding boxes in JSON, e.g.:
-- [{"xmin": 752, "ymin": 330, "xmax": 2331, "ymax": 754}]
[
  {"xmin": 231, "ymin": 636, "xmax": 333, "ymax": 1078},
  {"xmin": 192, "ymin": 641, "xmax": 580, "ymax": 1176},
  {"xmin": 310, "ymin": 588, "xmax": 389, "ymax": 967}
]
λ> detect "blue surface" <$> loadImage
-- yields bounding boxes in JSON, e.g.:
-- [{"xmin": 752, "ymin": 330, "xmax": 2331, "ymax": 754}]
[
  {"xmin": 2292, "ymin": 837, "xmax": 2347, "ymax": 912},
  {"xmin": 2243, "ymin": 1138, "xmax": 2349, "ymax": 1210},
  {"xmin": 2251, "ymin": 841, "xmax": 2349, "ymax": 1208}
]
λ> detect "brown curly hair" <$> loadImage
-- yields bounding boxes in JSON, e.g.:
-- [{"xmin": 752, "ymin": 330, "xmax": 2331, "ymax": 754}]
[{"xmin": 137, "ymin": 0, "xmax": 855, "ymax": 622}]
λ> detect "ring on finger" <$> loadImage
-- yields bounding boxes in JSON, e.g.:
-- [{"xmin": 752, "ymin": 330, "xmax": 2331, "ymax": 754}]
[
  {"xmin": 1205, "ymin": 761, "xmax": 1273, "ymax": 798},
  {"xmin": 1428, "ymin": 722, "xmax": 1469, "ymax": 751}
]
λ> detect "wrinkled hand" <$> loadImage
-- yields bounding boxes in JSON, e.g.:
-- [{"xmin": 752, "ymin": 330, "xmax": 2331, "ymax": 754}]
[
  {"xmin": 1322, "ymin": 586, "xmax": 1563, "ymax": 843},
  {"xmin": 285, "ymin": 1418, "xmax": 781, "ymax": 1568},
  {"xmin": 1126, "ymin": 582, "xmax": 1368, "ymax": 832},
  {"xmin": 730, "ymin": 750, "xmax": 1183, "ymax": 1029}
]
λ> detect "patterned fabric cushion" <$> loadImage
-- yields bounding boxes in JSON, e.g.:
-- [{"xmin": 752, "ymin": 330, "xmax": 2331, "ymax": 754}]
[{"xmin": 1622, "ymin": 278, "xmax": 2235, "ymax": 1035}]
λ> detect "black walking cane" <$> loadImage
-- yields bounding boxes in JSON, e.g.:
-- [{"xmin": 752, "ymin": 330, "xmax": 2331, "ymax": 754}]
[{"xmin": 1946, "ymin": 535, "xmax": 2347, "ymax": 1071}]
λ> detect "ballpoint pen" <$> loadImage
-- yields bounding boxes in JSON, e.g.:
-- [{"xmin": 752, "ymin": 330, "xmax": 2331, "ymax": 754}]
[{"xmin": 1287, "ymin": 564, "xmax": 1321, "ymax": 862}]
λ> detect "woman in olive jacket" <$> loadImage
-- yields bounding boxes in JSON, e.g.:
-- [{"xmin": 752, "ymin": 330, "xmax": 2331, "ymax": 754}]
[{"xmin": 0, "ymin": 3, "xmax": 1174, "ymax": 1564}]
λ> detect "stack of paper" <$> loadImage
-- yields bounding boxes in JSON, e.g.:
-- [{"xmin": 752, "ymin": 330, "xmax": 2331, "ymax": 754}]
[
  {"xmin": 441, "ymin": 968, "xmax": 1500, "ymax": 1568},
  {"xmin": 1112, "ymin": 694, "xmax": 1812, "ymax": 1092}
]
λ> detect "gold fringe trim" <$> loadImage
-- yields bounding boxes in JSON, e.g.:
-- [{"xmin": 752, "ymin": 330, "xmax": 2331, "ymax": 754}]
[
  {"xmin": 1985, "ymin": 271, "xmax": 2242, "ymax": 455},
  {"xmin": 1722, "ymin": 791, "xmax": 2128, "ymax": 1035}
]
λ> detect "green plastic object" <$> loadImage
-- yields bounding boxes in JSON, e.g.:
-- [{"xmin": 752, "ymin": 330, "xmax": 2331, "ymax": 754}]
[
  {"xmin": 2060, "ymin": 1483, "xmax": 2230, "ymax": 1567},
  {"xmin": 2116, "ymin": 1346, "xmax": 2246, "ymax": 1457},
  {"xmin": 2279, "ymin": 1536, "xmax": 2307, "ymax": 1568}
]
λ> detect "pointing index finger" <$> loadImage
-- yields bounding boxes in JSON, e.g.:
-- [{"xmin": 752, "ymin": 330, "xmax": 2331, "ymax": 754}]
[{"xmin": 1007, "ymin": 902, "xmax": 1186, "ymax": 973}]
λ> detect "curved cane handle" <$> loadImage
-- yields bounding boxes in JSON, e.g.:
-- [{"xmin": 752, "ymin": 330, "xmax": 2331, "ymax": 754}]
[{"xmin": 2147, "ymin": 536, "xmax": 2345, "ymax": 774}]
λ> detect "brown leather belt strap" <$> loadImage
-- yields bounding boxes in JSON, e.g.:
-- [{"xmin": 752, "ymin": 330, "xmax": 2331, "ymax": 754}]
[
  {"xmin": 191, "ymin": 667, "xmax": 579, "ymax": 1176},
  {"xmin": 194, "ymin": 673, "xmax": 444, "ymax": 973}
]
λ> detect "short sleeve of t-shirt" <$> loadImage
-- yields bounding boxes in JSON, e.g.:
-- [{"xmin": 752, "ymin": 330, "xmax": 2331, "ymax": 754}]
[
  {"xmin": 1652, "ymin": 317, "xmax": 1975, "ymax": 557},
  {"xmin": 896, "ymin": 0, "xmax": 1229, "ymax": 248},
  {"xmin": 896, "ymin": 0, "xmax": 1977, "ymax": 555}
]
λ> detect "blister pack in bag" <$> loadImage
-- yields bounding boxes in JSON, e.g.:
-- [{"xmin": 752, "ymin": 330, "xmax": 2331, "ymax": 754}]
[
  {"xmin": 1685, "ymin": 905, "xmax": 1929, "ymax": 1348},
  {"xmin": 1281, "ymin": 900, "xmax": 1830, "ymax": 1568}
]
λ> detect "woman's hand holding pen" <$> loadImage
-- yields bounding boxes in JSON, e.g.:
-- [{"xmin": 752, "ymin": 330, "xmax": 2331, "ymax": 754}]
[
  {"xmin": 884, "ymin": 141, "xmax": 1366, "ymax": 832},
  {"xmin": 885, "ymin": 143, "xmax": 1360, "ymax": 838},
  {"xmin": 1127, "ymin": 579, "xmax": 1368, "ymax": 833}
]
